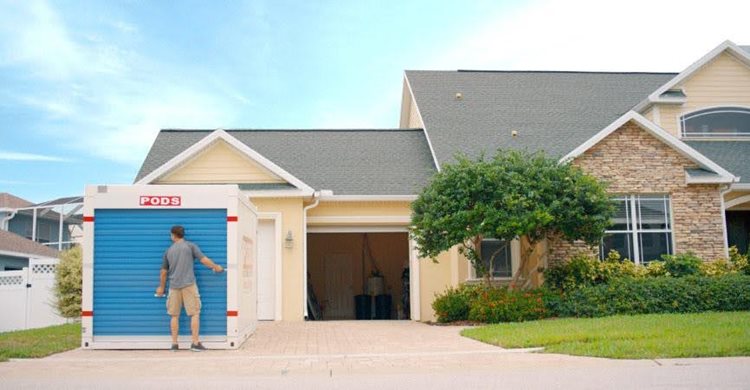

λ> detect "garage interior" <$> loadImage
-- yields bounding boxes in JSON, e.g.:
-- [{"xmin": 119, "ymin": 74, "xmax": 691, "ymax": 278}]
[{"xmin": 307, "ymin": 232, "xmax": 410, "ymax": 320}]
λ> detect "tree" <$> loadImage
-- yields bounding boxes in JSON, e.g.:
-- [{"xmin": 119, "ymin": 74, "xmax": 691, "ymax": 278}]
[
  {"xmin": 54, "ymin": 246, "xmax": 82, "ymax": 318},
  {"xmin": 410, "ymin": 150, "xmax": 615, "ymax": 288}
]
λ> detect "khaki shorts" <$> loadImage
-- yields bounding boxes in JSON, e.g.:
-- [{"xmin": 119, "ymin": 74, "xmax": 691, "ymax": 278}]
[{"xmin": 167, "ymin": 283, "xmax": 201, "ymax": 316}]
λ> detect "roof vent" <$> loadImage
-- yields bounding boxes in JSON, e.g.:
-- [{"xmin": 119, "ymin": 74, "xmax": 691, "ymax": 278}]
[
  {"xmin": 511, "ymin": 130, "xmax": 518, "ymax": 137},
  {"xmin": 455, "ymin": 92, "xmax": 463, "ymax": 100}
]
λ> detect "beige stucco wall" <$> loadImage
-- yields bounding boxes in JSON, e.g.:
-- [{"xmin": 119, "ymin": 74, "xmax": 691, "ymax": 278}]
[
  {"xmin": 308, "ymin": 201, "xmax": 412, "ymax": 219},
  {"xmin": 419, "ymin": 249, "xmax": 453, "ymax": 322},
  {"xmin": 549, "ymin": 120, "xmax": 726, "ymax": 263},
  {"xmin": 158, "ymin": 141, "xmax": 285, "ymax": 184},
  {"xmin": 649, "ymin": 51, "xmax": 750, "ymax": 137},
  {"xmin": 250, "ymin": 197, "xmax": 305, "ymax": 321}
]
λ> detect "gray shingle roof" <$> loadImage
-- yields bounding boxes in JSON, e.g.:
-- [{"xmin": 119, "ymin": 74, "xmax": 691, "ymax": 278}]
[
  {"xmin": 406, "ymin": 70, "xmax": 676, "ymax": 165},
  {"xmin": 136, "ymin": 129, "xmax": 436, "ymax": 195},
  {"xmin": 685, "ymin": 141, "xmax": 750, "ymax": 183}
]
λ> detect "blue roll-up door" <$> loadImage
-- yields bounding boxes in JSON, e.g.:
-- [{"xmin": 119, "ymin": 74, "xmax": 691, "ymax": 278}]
[{"xmin": 93, "ymin": 209, "xmax": 227, "ymax": 337}]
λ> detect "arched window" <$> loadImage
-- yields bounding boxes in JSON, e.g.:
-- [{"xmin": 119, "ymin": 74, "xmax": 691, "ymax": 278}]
[{"xmin": 681, "ymin": 107, "xmax": 750, "ymax": 138}]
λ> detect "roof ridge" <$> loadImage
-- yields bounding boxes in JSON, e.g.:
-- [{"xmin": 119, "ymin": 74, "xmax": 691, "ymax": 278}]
[
  {"xmin": 160, "ymin": 128, "xmax": 425, "ymax": 133},
  {"xmin": 406, "ymin": 69, "xmax": 678, "ymax": 75}
]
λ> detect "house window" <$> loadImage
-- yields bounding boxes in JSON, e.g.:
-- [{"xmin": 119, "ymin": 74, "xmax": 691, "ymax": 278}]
[
  {"xmin": 681, "ymin": 107, "xmax": 750, "ymax": 138},
  {"xmin": 601, "ymin": 195, "xmax": 673, "ymax": 264},
  {"xmin": 474, "ymin": 239, "xmax": 512, "ymax": 278}
]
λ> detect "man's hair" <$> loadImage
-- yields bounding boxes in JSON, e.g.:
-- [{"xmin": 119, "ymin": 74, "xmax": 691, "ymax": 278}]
[{"xmin": 171, "ymin": 225, "xmax": 185, "ymax": 239}]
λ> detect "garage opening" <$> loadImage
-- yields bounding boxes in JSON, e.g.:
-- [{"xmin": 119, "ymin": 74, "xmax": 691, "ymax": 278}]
[{"xmin": 307, "ymin": 232, "xmax": 410, "ymax": 320}]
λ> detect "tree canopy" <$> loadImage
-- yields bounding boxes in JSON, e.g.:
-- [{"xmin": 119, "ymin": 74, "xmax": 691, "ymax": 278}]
[{"xmin": 410, "ymin": 150, "xmax": 615, "ymax": 284}]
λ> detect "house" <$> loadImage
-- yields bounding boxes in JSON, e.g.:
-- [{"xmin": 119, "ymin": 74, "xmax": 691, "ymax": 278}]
[
  {"xmin": 0, "ymin": 192, "xmax": 82, "ymax": 250},
  {"xmin": 0, "ymin": 229, "xmax": 59, "ymax": 271},
  {"xmin": 133, "ymin": 40, "xmax": 750, "ymax": 322}
]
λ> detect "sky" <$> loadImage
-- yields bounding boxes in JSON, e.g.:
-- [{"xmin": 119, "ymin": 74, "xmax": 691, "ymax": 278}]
[{"xmin": 1, "ymin": 0, "xmax": 749, "ymax": 203}]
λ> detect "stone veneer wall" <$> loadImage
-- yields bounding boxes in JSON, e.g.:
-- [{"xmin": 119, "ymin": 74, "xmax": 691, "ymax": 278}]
[{"xmin": 547, "ymin": 121, "xmax": 726, "ymax": 265}]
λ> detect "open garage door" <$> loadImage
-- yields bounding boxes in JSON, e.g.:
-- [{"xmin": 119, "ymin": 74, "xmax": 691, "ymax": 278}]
[{"xmin": 307, "ymin": 232, "xmax": 410, "ymax": 320}]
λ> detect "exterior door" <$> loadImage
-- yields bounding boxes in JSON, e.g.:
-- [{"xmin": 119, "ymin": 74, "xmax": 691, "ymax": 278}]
[
  {"xmin": 323, "ymin": 253, "xmax": 353, "ymax": 320},
  {"xmin": 256, "ymin": 220, "xmax": 276, "ymax": 320}
]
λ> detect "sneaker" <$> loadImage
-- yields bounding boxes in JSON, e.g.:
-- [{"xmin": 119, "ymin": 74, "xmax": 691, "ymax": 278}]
[
  {"xmin": 170, "ymin": 344, "xmax": 179, "ymax": 352},
  {"xmin": 190, "ymin": 342, "xmax": 206, "ymax": 352}
]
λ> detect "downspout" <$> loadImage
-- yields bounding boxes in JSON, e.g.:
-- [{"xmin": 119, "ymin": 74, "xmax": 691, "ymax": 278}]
[
  {"xmin": 302, "ymin": 191, "xmax": 321, "ymax": 319},
  {"xmin": 1, "ymin": 208, "xmax": 18, "ymax": 231}
]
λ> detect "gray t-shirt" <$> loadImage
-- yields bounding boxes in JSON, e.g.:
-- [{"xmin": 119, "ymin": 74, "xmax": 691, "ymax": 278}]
[{"xmin": 161, "ymin": 240, "xmax": 205, "ymax": 289}]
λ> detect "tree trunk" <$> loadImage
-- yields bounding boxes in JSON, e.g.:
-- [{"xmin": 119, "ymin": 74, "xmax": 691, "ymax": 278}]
[{"xmin": 509, "ymin": 237, "xmax": 539, "ymax": 290}]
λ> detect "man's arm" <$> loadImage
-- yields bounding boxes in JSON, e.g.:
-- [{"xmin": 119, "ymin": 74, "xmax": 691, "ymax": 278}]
[
  {"xmin": 200, "ymin": 256, "xmax": 224, "ymax": 273},
  {"xmin": 191, "ymin": 242, "xmax": 223, "ymax": 273},
  {"xmin": 156, "ymin": 253, "xmax": 168, "ymax": 296},
  {"xmin": 156, "ymin": 269, "xmax": 168, "ymax": 296}
]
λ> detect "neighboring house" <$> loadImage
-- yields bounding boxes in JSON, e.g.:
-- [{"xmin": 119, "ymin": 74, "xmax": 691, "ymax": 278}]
[
  {"xmin": 0, "ymin": 192, "xmax": 82, "ymax": 249},
  {"xmin": 0, "ymin": 229, "xmax": 58, "ymax": 271},
  {"xmin": 133, "ymin": 40, "xmax": 750, "ymax": 322}
]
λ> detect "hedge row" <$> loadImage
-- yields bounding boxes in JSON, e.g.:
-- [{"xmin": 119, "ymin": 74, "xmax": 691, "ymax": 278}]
[
  {"xmin": 544, "ymin": 249, "xmax": 750, "ymax": 293},
  {"xmin": 546, "ymin": 274, "xmax": 750, "ymax": 318},
  {"xmin": 432, "ymin": 274, "xmax": 750, "ymax": 323}
]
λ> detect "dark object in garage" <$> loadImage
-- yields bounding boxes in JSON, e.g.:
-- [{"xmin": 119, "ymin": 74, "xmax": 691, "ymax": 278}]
[
  {"xmin": 355, "ymin": 294, "xmax": 372, "ymax": 320},
  {"xmin": 375, "ymin": 294, "xmax": 392, "ymax": 320}
]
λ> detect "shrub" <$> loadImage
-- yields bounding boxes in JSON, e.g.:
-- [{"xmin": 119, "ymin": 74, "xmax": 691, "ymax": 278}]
[
  {"xmin": 729, "ymin": 246, "xmax": 750, "ymax": 275},
  {"xmin": 468, "ymin": 288, "xmax": 548, "ymax": 323},
  {"xmin": 543, "ymin": 253, "xmax": 600, "ymax": 292},
  {"xmin": 699, "ymin": 259, "xmax": 735, "ymax": 277},
  {"xmin": 433, "ymin": 284, "xmax": 549, "ymax": 323},
  {"xmin": 433, "ymin": 287, "xmax": 470, "ymax": 323},
  {"xmin": 643, "ymin": 261, "xmax": 669, "ymax": 277},
  {"xmin": 599, "ymin": 250, "xmax": 641, "ymax": 281},
  {"xmin": 54, "ymin": 246, "xmax": 82, "ymax": 318},
  {"xmin": 550, "ymin": 274, "xmax": 750, "ymax": 318},
  {"xmin": 432, "ymin": 284, "xmax": 485, "ymax": 323},
  {"xmin": 661, "ymin": 252, "xmax": 702, "ymax": 277},
  {"xmin": 544, "ymin": 251, "xmax": 643, "ymax": 293}
]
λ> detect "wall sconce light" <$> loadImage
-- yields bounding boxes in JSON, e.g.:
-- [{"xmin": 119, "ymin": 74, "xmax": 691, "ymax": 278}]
[{"xmin": 284, "ymin": 230, "xmax": 294, "ymax": 249}]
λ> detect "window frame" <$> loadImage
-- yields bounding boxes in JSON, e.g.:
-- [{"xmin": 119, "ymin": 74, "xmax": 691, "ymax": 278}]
[
  {"xmin": 680, "ymin": 106, "xmax": 750, "ymax": 139},
  {"xmin": 601, "ymin": 195, "xmax": 675, "ymax": 264},
  {"xmin": 467, "ymin": 238, "xmax": 520, "ymax": 280}
]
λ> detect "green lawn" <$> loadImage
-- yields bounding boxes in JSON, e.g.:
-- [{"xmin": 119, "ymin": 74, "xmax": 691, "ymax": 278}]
[
  {"xmin": 0, "ymin": 323, "xmax": 81, "ymax": 362},
  {"xmin": 461, "ymin": 311, "xmax": 750, "ymax": 359}
]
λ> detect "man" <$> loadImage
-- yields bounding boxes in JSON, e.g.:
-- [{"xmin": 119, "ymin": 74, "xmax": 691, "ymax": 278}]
[{"xmin": 156, "ymin": 225, "xmax": 223, "ymax": 352}]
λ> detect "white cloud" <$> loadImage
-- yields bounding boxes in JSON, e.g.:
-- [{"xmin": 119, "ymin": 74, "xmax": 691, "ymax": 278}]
[
  {"xmin": 0, "ymin": 0, "xmax": 241, "ymax": 167},
  {"xmin": 424, "ymin": 0, "xmax": 750, "ymax": 72},
  {"xmin": 0, "ymin": 0, "xmax": 81, "ymax": 79},
  {"xmin": 111, "ymin": 21, "xmax": 137, "ymax": 34},
  {"xmin": 0, "ymin": 151, "xmax": 71, "ymax": 162}
]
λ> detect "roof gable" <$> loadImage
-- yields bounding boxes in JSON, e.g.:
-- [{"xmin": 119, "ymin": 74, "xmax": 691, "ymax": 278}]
[
  {"xmin": 562, "ymin": 111, "xmax": 738, "ymax": 183},
  {"xmin": 638, "ymin": 40, "xmax": 750, "ymax": 109},
  {"xmin": 136, "ymin": 129, "xmax": 437, "ymax": 196},
  {"xmin": 157, "ymin": 140, "xmax": 286, "ymax": 185},
  {"xmin": 135, "ymin": 129, "xmax": 314, "ymax": 193}
]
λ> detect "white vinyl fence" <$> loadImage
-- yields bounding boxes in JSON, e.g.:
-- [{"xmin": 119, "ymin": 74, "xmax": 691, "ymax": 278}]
[{"xmin": 0, "ymin": 258, "xmax": 68, "ymax": 333}]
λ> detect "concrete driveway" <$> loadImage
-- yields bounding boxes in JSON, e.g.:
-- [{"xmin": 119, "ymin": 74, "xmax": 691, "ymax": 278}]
[{"xmin": 1, "ymin": 320, "xmax": 749, "ymax": 389}]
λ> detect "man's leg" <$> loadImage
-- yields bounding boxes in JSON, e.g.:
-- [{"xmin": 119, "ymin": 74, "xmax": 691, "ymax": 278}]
[
  {"xmin": 166, "ymin": 288, "xmax": 183, "ymax": 347},
  {"xmin": 190, "ymin": 315, "xmax": 200, "ymax": 344},
  {"xmin": 170, "ymin": 315, "xmax": 180, "ymax": 344},
  {"xmin": 184, "ymin": 284, "xmax": 202, "ymax": 346}
]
